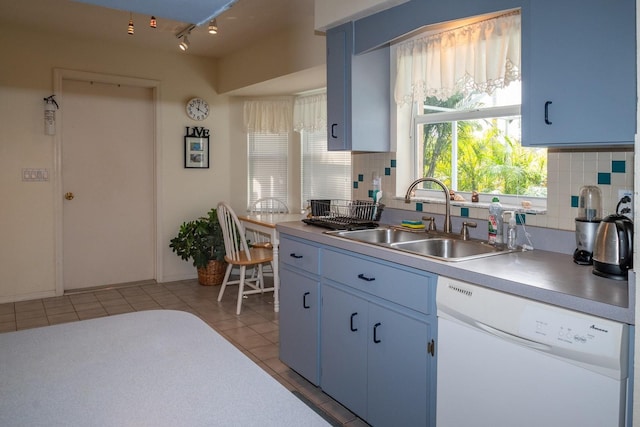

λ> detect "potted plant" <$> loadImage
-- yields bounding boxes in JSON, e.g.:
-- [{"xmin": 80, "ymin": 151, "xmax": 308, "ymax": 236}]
[{"xmin": 170, "ymin": 208, "xmax": 227, "ymax": 286}]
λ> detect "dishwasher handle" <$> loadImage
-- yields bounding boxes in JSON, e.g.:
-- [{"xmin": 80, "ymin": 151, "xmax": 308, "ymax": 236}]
[{"xmin": 473, "ymin": 320, "xmax": 551, "ymax": 352}]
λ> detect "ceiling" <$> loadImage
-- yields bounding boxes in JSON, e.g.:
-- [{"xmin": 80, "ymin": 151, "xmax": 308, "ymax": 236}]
[{"xmin": 0, "ymin": 0, "xmax": 317, "ymax": 60}]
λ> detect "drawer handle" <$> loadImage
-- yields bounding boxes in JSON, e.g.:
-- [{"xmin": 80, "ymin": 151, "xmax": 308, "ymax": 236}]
[
  {"xmin": 350, "ymin": 312, "xmax": 358, "ymax": 332},
  {"xmin": 289, "ymin": 253, "xmax": 303, "ymax": 259},
  {"xmin": 303, "ymin": 291, "xmax": 310, "ymax": 309},
  {"xmin": 544, "ymin": 101, "xmax": 552, "ymax": 125},
  {"xmin": 357, "ymin": 273, "xmax": 375, "ymax": 282},
  {"xmin": 373, "ymin": 322, "xmax": 382, "ymax": 343},
  {"xmin": 331, "ymin": 123, "xmax": 338, "ymax": 139}
]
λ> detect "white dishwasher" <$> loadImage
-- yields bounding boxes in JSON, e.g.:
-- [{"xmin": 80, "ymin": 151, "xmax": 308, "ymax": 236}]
[{"xmin": 436, "ymin": 276, "xmax": 630, "ymax": 427}]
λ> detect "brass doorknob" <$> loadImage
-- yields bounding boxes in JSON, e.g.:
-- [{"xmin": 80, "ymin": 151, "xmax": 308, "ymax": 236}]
[{"xmin": 64, "ymin": 192, "xmax": 74, "ymax": 200}]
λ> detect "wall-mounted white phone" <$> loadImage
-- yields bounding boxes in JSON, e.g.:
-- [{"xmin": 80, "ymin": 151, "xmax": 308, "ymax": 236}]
[{"xmin": 44, "ymin": 94, "xmax": 59, "ymax": 136}]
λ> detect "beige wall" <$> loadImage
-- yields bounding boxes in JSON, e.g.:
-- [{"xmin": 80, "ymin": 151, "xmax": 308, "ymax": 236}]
[
  {"xmin": 216, "ymin": 17, "xmax": 325, "ymax": 94},
  {"xmin": 0, "ymin": 23, "xmax": 232, "ymax": 301},
  {"xmin": 0, "ymin": 14, "xmax": 326, "ymax": 303}
]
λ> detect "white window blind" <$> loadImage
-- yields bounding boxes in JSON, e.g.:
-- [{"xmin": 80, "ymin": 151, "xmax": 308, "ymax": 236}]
[
  {"xmin": 301, "ymin": 130, "xmax": 351, "ymax": 207},
  {"xmin": 247, "ymin": 132, "xmax": 288, "ymax": 209}
]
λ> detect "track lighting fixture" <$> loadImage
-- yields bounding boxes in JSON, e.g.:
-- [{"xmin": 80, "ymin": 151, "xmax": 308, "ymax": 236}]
[
  {"xmin": 128, "ymin": 13, "xmax": 134, "ymax": 35},
  {"xmin": 149, "ymin": 16, "xmax": 157, "ymax": 28},
  {"xmin": 176, "ymin": 24, "xmax": 196, "ymax": 52},
  {"xmin": 208, "ymin": 19, "xmax": 218, "ymax": 34},
  {"xmin": 179, "ymin": 35, "xmax": 190, "ymax": 51}
]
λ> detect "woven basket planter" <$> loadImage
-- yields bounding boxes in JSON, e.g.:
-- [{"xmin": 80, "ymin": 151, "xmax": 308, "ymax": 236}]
[{"xmin": 197, "ymin": 260, "xmax": 227, "ymax": 286}]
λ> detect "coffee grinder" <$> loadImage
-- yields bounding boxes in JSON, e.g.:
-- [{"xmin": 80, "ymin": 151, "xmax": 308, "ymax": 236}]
[{"xmin": 573, "ymin": 185, "xmax": 602, "ymax": 265}]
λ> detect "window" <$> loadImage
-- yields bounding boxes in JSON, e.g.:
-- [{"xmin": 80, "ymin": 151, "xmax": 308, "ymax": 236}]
[
  {"xmin": 294, "ymin": 91, "xmax": 352, "ymax": 210},
  {"xmin": 394, "ymin": 10, "xmax": 547, "ymax": 203},
  {"xmin": 247, "ymin": 132, "xmax": 288, "ymax": 208},
  {"xmin": 301, "ymin": 130, "xmax": 351, "ymax": 208},
  {"xmin": 416, "ymin": 84, "xmax": 547, "ymax": 199}
]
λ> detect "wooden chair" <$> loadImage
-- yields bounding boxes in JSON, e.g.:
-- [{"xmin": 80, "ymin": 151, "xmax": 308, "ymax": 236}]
[
  {"xmin": 247, "ymin": 197, "xmax": 289, "ymax": 249},
  {"xmin": 249, "ymin": 197, "xmax": 289, "ymax": 214},
  {"xmin": 216, "ymin": 202, "xmax": 274, "ymax": 315}
]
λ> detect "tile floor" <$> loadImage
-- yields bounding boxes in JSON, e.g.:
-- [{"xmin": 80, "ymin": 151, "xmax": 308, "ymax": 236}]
[{"xmin": 0, "ymin": 279, "xmax": 369, "ymax": 427}]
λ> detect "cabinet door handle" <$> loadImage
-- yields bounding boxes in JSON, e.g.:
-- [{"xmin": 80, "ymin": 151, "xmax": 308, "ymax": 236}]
[
  {"xmin": 357, "ymin": 273, "xmax": 375, "ymax": 282},
  {"xmin": 289, "ymin": 253, "xmax": 303, "ymax": 259},
  {"xmin": 350, "ymin": 312, "xmax": 358, "ymax": 331},
  {"xmin": 331, "ymin": 123, "xmax": 338, "ymax": 139},
  {"xmin": 544, "ymin": 101, "xmax": 552, "ymax": 125},
  {"xmin": 427, "ymin": 339, "xmax": 435, "ymax": 357},
  {"xmin": 373, "ymin": 322, "xmax": 382, "ymax": 343},
  {"xmin": 303, "ymin": 292, "xmax": 310, "ymax": 309}
]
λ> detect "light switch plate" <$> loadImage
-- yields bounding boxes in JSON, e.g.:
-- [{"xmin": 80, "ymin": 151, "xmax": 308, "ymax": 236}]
[{"xmin": 22, "ymin": 168, "xmax": 49, "ymax": 182}]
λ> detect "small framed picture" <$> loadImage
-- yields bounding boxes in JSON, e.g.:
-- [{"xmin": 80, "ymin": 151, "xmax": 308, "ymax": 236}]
[{"xmin": 184, "ymin": 136, "xmax": 209, "ymax": 168}]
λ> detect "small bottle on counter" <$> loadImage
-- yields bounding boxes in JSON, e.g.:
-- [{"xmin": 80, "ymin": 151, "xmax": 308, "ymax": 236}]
[
  {"xmin": 507, "ymin": 214, "xmax": 517, "ymax": 249},
  {"xmin": 488, "ymin": 197, "xmax": 503, "ymax": 244}
]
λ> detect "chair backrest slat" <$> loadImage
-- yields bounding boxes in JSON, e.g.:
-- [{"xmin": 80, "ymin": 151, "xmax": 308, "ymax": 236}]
[{"xmin": 217, "ymin": 202, "xmax": 252, "ymax": 262}]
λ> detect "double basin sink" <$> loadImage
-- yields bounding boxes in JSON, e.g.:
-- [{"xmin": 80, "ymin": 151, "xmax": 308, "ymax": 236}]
[{"xmin": 326, "ymin": 226, "xmax": 514, "ymax": 262}]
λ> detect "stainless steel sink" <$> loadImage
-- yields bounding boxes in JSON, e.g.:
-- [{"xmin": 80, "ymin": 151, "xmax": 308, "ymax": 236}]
[
  {"xmin": 326, "ymin": 226, "xmax": 514, "ymax": 262},
  {"xmin": 328, "ymin": 227, "xmax": 426, "ymax": 244},
  {"xmin": 390, "ymin": 238, "xmax": 511, "ymax": 262}
]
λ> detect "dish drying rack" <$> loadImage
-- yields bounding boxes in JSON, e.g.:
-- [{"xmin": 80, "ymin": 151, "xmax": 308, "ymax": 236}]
[{"xmin": 302, "ymin": 199, "xmax": 383, "ymax": 230}]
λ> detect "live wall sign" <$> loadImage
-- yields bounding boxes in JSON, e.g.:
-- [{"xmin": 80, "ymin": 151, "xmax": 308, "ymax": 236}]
[{"xmin": 184, "ymin": 127, "xmax": 210, "ymax": 169}]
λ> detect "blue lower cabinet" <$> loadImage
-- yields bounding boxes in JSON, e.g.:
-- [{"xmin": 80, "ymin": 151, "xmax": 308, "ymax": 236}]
[
  {"xmin": 279, "ymin": 267, "xmax": 320, "ymax": 386},
  {"xmin": 321, "ymin": 283, "xmax": 432, "ymax": 426},
  {"xmin": 279, "ymin": 235, "xmax": 437, "ymax": 426}
]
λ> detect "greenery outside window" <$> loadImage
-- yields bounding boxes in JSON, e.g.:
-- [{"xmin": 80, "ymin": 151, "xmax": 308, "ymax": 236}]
[{"xmin": 415, "ymin": 82, "xmax": 547, "ymax": 203}]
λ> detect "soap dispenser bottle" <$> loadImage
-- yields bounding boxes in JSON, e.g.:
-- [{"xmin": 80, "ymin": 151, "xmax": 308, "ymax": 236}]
[{"xmin": 507, "ymin": 213, "xmax": 517, "ymax": 250}]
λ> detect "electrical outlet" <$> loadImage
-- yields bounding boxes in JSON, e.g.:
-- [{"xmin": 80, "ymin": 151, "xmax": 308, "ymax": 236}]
[{"xmin": 617, "ymin": 189, "xmax": 633, "ymax": 220}]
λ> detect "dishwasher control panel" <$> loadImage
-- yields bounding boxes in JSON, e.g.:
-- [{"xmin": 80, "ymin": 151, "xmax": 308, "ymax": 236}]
[{"xmin": 519, "ymin": 306, "xmax": 619, "ymax": 355}]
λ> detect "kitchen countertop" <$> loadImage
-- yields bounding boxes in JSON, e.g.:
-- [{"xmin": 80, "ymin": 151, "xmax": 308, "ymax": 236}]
[{"xmin": 276, "ymin": 221, "xmax": 635, "ymax": 324}]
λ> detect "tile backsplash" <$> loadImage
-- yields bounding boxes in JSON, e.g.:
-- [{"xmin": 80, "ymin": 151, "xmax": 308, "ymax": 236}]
[{"xmin": 352, "ymin": 149, "xmax": 634, "ymax": 232}]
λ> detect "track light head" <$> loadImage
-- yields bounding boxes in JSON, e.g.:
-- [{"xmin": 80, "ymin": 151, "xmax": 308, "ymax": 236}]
[
  {"xmin": 128, "ymin": 13, "xmax": 134, "ymax": 35},
  {"xmin": 208, "ymin": 19, "xmax": 218, "ymax": 34},
  {"xmin": 179, "ymin": 35, "xmax": 190, "ymax": 51}
]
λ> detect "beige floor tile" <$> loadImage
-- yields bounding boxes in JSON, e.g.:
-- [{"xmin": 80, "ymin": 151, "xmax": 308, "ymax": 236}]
[
  {"xmin": 16, "ymin": 309, "xmax": 47, "ymax": 321},
  {"xmin": 0, "ymin": 303, "xmax": 15, "ymax": 315},
  {"xmin": 16, "ymin": 317, "xmax": 49, "ymax": 330},
  {"xmin": 68, "ymin": 293, "xmax": 99, "ymax": 304},
  {"xmin": 72, "ymin": 301, "xmax": 103, "ymax": 312},
  {"xmin": 0, "ymin": 322, "xmax": 16, "ymax": 332},
  {"xmin": 248, "ymin": 343, "xmax": 279, "ymax": 360},
  {"xmin": 48, "ymin": 312, "xmax": 80, "ymax": 325},
  {"xmin": 15, "ymin": 300, "xmax": 44, "ymax": 312},
  {"xmin": 76, "ymin": 307, "xmax": 108, "ymax": 320},
  {"xmin": 0, "ymin": 313, "xmax": 14, "ymax": 323},
  {"xmin": 104, "ymin": 304, "xmax": 135, "ymax": 315}
]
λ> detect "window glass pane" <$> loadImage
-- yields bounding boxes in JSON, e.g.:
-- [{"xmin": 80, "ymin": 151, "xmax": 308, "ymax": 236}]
[
  {"xmin": 418, "ymin": 114, "xmax": 547, "ymax": 197},
  {"xmin": 301, "ymin": 130, "xmax": 351, "ymax": 209},
  {"xmin": 247, "ymin": 132, "xmax": 288, "ymax": 208}
]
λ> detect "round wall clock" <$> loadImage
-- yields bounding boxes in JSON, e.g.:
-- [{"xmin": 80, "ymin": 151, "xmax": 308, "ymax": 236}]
[{"xmin": 186, "ymin": 97, "xmax": 209, "ymax": 121}]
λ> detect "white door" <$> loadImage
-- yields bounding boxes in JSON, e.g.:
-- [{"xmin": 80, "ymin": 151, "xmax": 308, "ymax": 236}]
[{"xmin": 62, "ymin": 79, "xmax": 155, "ymax": 290}]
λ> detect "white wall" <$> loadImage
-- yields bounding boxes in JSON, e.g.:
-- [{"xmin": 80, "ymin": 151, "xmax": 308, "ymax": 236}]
[{"xmin": 0, "ymin": 23, "xmax": 232, "ymax": 300}]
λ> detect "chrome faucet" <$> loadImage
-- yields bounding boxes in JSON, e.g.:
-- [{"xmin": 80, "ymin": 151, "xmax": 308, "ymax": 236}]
[{"xmin": 404, "ymin": 177, "xmax": 452, "ymax": 233}]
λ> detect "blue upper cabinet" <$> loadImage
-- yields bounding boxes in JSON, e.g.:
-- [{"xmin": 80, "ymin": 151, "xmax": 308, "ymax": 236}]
[
  {"xmin": 521, "ymin": 0, "xmax": 636, "ymax": 146},
  {"xmin": 329, "ymin": 0, "xmax": 636, "ymax": 149},
  {"xmin": 326, "ymin": 22, "xmax": 391, "ymax": 151}
]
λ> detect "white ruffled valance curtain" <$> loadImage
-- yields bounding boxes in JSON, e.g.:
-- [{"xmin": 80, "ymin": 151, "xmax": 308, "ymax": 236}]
[
  {"xmin": 243, "ymin": 99, "xmax": 293, "ymax": 133},
  {"xmin": 293, "ymin": 92, "xmax": 327, "ymax": 133},
  {"xmin": 394, "ymin": 11, "xmax": 521, "ymax": 105}
]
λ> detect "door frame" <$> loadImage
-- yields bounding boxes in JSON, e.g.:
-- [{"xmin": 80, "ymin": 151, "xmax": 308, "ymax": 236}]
[{"xmin": 53, "ymin": 69, "xmax": 162, "ymax": 295}]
